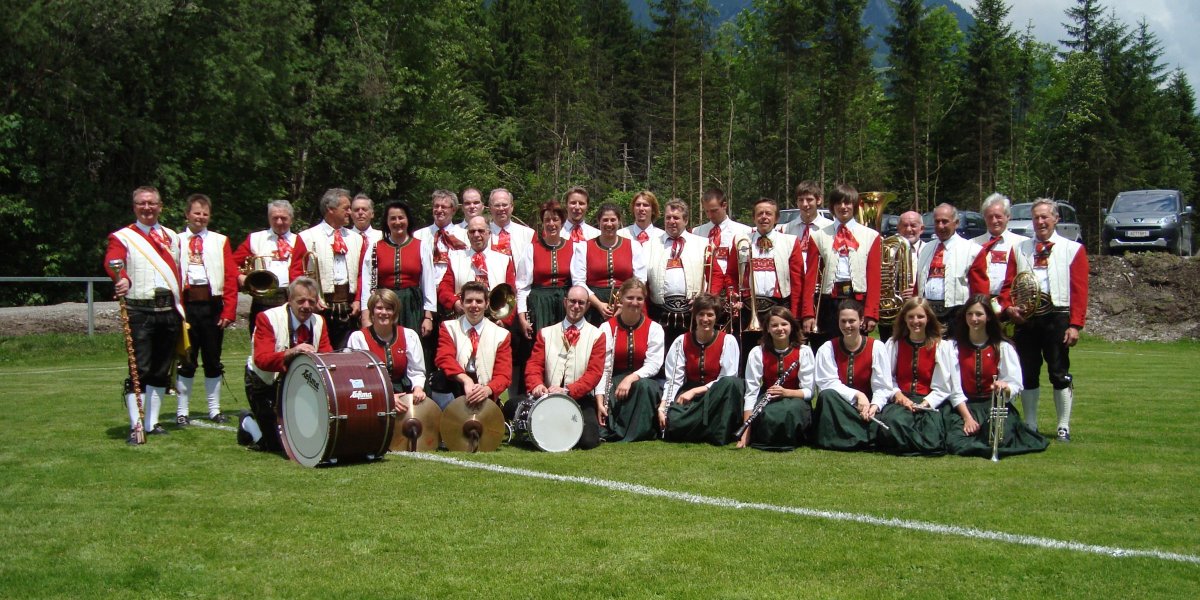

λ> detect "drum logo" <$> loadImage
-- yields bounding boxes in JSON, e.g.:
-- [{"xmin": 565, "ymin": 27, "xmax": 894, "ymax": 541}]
[
  {"xmin": 350, "ymin": 390, "xmax": 374, "ymax": 400},
  {"xmin": 302, "ymin": 370, "xmax": 320, "ymax": 392}
]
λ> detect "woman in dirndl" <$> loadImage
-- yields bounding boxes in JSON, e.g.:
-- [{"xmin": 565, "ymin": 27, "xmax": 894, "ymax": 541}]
[
  {"xmin": 358, "ymin": 200, "xmax": 429, "ymax": 334},
  {"xmin": 812, "ymin": 299, "xmax": 894, "ymax": 451},
  {"xmin": 517, "ymin": 200, "xmax": 575, "ymax": 340},
  {"xmin": 345, "ymin": 288, "xmax": 427, "ymax": 412},
  {"xmin": 874, "ymin": 297, "xmax": 955, "ymax": 455},
  {"xmin": 570, "ymin": 202, "xmax": 647, "ymax": 325},
  {"xmin": 657, "ymin": 293, "xmax": 745, "ymax": 445},
  {"xmin": 739, "ymin": 306, "xmax": 815, "ymax": 451},
  {"xmin": 944, "ymin": 295, "xmax": 1049, "ymax": 458},
  {"xmin": 598, "ymin": 278, "xmax": 664, "ymax": 442}
]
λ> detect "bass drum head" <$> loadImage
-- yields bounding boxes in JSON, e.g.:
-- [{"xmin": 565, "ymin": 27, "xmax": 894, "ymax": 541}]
[
  {"xmin": 280, "ymin": 353, "xmax": 331, "ymax": 467},
  {"xmin": 529, "ymin": 393, "xmax": 584, "ymax": 453}
]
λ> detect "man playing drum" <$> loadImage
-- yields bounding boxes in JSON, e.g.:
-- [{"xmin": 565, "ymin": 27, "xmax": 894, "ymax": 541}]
[
  {"xmin": 239, "ymin": 277, "xmax": 332, "ymax": 451},
  {"xmin": 517, "ymin": 285, "xmax": 607, "ymax": 450},
  {"xmin": 432, "ymin": 281, "xmax": 513, "ymax": 410}
]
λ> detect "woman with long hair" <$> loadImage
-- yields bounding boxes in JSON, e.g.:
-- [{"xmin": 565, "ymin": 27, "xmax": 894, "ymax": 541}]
[
  {"xmin": 875, "ymin": 298, "xmax": 955, "ymax": 455},
  {"xmin": 738, "ymin": 306, "xmax": 815, "ymax": 451},
  {"xmin": 812, "ymin": 299, "xmax": 893, "ymax": 451},
  {"xmin": 657, "ymin": 293, "xmax": 745, "ymax": 445},
  {"xmin": 598, "ymin": 278, "xmax": 665, "ymax": 442},
  {"xmin": 570, "ymin": 202, "xmax": 647, "ymax": 325},
  {"xmin": 945, "ymin": 295, "xmax": 1048, "ymax": 458}
]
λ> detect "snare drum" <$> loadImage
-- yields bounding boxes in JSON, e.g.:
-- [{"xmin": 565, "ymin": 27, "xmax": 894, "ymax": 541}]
[
  {"xmin": 510, "ymin": 393, "xmax": 584, "ymax": 452},
  {"xmin": 279, "ymin": 350, "xmax": 396, "ymax": 467}
]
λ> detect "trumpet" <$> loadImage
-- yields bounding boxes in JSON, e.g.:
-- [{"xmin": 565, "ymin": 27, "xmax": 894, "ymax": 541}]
[
  {"xmin": 989, "ymin": 376, "xmax": 1009, "ymax": 463},
  {"xmin": 241, "ymin": 255, "xmax": 282, "ymax": 299},
  {"xmin": 487, "ymin": 283, "xmax": 517, "ymax": 323}
]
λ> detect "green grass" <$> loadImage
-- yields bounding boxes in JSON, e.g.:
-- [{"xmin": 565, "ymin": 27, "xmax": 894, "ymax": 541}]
[{"xmin": 1, "ymin": 332, "xmax": 1197, "ymax": 598}]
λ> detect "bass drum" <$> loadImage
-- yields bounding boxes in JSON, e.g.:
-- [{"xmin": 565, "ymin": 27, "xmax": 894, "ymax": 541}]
[
  {"xmin": 510, "ymin": 393, "xmax": 583, "ymax": 452},
  {"xmin": 279, "ymin": 350, "xmax": 396, "ymax": 467}
]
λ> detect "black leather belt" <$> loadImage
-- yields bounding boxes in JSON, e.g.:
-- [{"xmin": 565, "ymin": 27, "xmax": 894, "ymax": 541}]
[{"xmin": 126, "ymin": 289, "xmax": 175, "ymax": 311}]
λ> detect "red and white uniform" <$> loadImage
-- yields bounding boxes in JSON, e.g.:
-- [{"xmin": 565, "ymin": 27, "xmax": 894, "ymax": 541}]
[
  {"xmin": 563, "ymin": 220, "xmax": 600, "ymax": 243},
  {"xmin": 971, "ymin": 230, "xmax": 1028, "ymax": 312},
  {"xmin": 883, "ymin": 338, "xmax": 956, "ymax": 408},
  {"xmin": 808, "ymin": 219, "xmax": 882, "ymax": 321},
  {"xmin": 415, "ymin": 224, "xmax": 468, "ymax": 312},
  {"xmin": 289, "ymin": 221, "xmax": 367, "ymax": 298},
  {"xmin": 1013, "ymin": 232, "xmax": 1089, "ymax": 328},
  {"xmin": 437, "ymin": 247, "xmax": 516, "ymax": 317},
  {"xmin": 104, "ymin": 223, "xmax": 184, "ymax": 316},
  {"xmin": 723, "ymin": 230, "xmax": 812, "ymax": 316},
  {"xmin": 345, "ymin": 326, "xmax": 426, "ymax": 390},
  {"xmin": 947, "ymin": 340, "xmax": 1023, "ymax": 404},
  {"xmin": 915, "ymin": 234, "xmax": 989, "ymax": 307},
  {"xmin": 814, "ymin": 337, "xmax": 893, "ymax": 408},
  {"xmin": 434, "ymin": 316, "xmax": 513, "ymax": 399},
  {"xmin": 782, "ymin": 216, "xmax": 832, "ymax": 278},
  {"xmin": 645, "ymin": 231, "xmax": 709, "ymax": 306},
  {"xmin": 516, "ymin": 238, "xmax": 575, "ymax": 313},
  {"xmin": 490, "ymin": 221, "xmax": 535, "ymax": 259},
  {"xmin": 618, "ymin": 223, "xmax": 663, "ymax": 246},
  {"xmin": 358, "ymin": 236, "xmax": 427, "ymax": 308},
  {"xmin": 178, "ymin": 228, "xmax": 239, "ymax": 321},
  {"xmin": 743, "ymin": 344, "xmax": 816, "ymax": 411},
  {"xmin": 598, "ymin": 316, "xmax": 665, "ymax": 391},
  {"xmin": 661, "ymin": 331, "xmax": 739, "ymax": 402},
  {"xmin": 247, "ymin": 305, "xmax": 332, "ymax": 384},
  {"xmin": 692, "ymin": 217, "xmax": 752, "ymax": 292},
  {"xmin": 569, "ymin": 237, "xmax": 647, "ymax": 291},
  {"xmin": 233, "ymin": 229, "xmax": 297, "ymax": 289},
  {"xmin": 526, "ymin": 320, "xmax": 606, "ymax": 399}
]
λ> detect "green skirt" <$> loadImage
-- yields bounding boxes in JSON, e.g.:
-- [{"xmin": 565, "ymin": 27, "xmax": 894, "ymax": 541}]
[
  {"xmin": 944, "ymin": 398, "xmax": 1049, "ymax": 458},
  {"xmin": 664, "ymin": 377, "xmax": 746, "ymax": 446},
  {"xmin": 748, "ymin": 396, "xmax": 812, "ymax": 452},
  {"xmin": 391, "ymin": 285, "xmax": 425, "ymax": 332},
  {"xmin": 528, "ymin": 286, "xmax": 568, "ymax": 331},
  {"xmin": 813, "ymin": 389, "xmax": 873, "ymax": 451},
  {"xmin": 873, "ymin": 395, "xmax": 947, "ymax": 456},
  {"xmin": 585, "ymin": 285, "xmax": 614, "ymax": 326},
  {"xmin": 601, "ymin": 373, "xmax": 661, "ymax": 442}
]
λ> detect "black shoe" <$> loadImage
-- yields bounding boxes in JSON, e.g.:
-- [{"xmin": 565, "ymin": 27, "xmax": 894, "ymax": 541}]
[
  {"xmin": 1056, "ymin": 428, "xmax": 1071, "ymax": 443},
  {"xmin": 210, "ymin": 413, "xmax": 229, "ymax": 424},
  {"xmin": 147, "ymin": 425, "xmax": 169, "ymax": 435},
  {"xmin": 126, "ymin": 429, "xmax": 144, "ymax": 445},
  {"xmin": 176, "ymin": 415, "xmax": 191, "ymax": 426}
]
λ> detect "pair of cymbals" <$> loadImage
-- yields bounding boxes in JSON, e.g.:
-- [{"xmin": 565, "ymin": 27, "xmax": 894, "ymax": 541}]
[
  {"xmin": 440, "ymin": 396, "xmax": 505, "ymax": 452},
  {"xmin": 389, "ymin": 394, "xmax": 442, "ymax": 453}
]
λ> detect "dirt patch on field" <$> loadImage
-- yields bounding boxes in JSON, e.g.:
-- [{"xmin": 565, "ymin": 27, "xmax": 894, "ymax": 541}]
[{"xmin": 1, "ymin": 254, "xmax": 1198, "ymax": 341}]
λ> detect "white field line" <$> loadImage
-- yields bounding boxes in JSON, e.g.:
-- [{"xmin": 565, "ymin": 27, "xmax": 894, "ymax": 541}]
[
  {"xmin": 188, "ymin": 420, "xmax": 237, "ymax": 432},
  {"xmin": 398, "ymin": 452, "xmax": 1200, "ymax": 565}
]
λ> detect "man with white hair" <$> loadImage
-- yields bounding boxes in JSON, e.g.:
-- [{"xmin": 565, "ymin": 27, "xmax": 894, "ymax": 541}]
[
  {"xmin": 350, "ymin": 193, "xmax": 383, "ymax": 245},
  {"xmin": 971, "ymin": 193, "xmax": 1028, "ymax": 317},
  {"xmin": 234, "ymin": 199, "xmax": 297, "ymax": 335},
  {"xmin": 290, "ymin": 187, "xmax": 365, "ymax": 349}
]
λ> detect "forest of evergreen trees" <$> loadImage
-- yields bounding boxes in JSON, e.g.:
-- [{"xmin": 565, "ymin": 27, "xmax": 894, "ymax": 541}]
[{"xmin": 2, "ymin": 0, "xmax": 1198, "ymax": 304}]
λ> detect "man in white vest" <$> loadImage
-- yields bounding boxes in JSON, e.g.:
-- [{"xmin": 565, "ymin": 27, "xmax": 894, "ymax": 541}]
[
  {"xmin": 1010, "ymin": 199, "xmax": 1089, "ymax": 443},
  {"xmin": 519, "ymin": 286, "xmax": 607, "ymax": 450},
  {"xmin": 432, "ymin": 281, "xmax": 513, "ymax": 410},
  {"xmin": 105, "ymin": 186, "xmax": 184, "ymax": 444},
  {"xmin": 691, "ymin": 188, "xmax": 752, "ymax": 296},
  {"xmin": 437, "ymin": 216, "xmax": 516, "ymax": 322},
  {"xmin": 971, "ymin": 193, "xmax": 1028, "ymax": 319},
  {"xmin": 174, "ymin": 194, "xmax": 238, "ymax": 426},
  {"xmin": 914, "ymin": 203, "xmax": 989, "ymax": 336},
  {"xmin": 350, "ymin": 193, "xmax": 383, "ymax": 245},
  {"xmin": 290, "ymin": 187, "xmax": 365, "ymax": 350},
  {"xmin": 804, "ymin": 184, "xmax": 882, "ymax": 349},
  {"xmin": 233, "ymin": 199, "xmax": 296, "ymax": 335},
  {"xmin": 414, "ymin": 189, "xmax": 468, "ymax": 366},
  {"xmin": 646, "ymin": 199, "xmax": 711, "ymax": 350},
  {"xmin": 239, "ymin": 277, "xmax": 332, "ymax": 451}
]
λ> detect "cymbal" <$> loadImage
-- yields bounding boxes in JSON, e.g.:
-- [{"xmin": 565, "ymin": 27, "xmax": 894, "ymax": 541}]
[
  {"xmin": 440, "ymin": 396, "xmax": 505, "ymax": 452},
  {"xmin": 389, "ymin": 394, "xmax": 442, "ymax": 453}
]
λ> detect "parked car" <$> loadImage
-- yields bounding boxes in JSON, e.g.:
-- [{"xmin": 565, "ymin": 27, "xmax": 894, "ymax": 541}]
[
  {"xmin": 880, "ymin": 214, "xmax": 900, "ymax": 237},
  {"xmin": 777, "ymin": 208, "xmax": 832, "ymax": 228},
  {"xmin": 1101, "ymin": 190, "xmax": 1194, "ymax": 256},
  {"xmin": 920, "ymin": 210, "xmax": 987, "ymax": 243},
  {"xmin": 1008, "ymin": 201, "xmax": 1083, "ymax": 243}
]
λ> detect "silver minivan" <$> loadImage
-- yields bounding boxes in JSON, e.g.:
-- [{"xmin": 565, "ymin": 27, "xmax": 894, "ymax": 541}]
[
  {"xmin": 1102, "ymin": 190, "xmax": 1194, "ymax": 256},
  {"xmin": 1008, "ymin": 202, "xmax": 1083, "ymax": 243}
]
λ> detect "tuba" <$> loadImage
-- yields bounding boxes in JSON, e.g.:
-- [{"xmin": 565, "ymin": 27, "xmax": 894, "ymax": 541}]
[
  {"xmin": 1011, "ymin": 271, "xmax": 1050, "ymax": 318},
  {"xmin": 877, "ymin": 236, "xmax": 913, "ymax": 324},
  {"xmin": 856, "ymin": 192, "xmax": 896, "ymax": 232},
  {"xmin": 241, "ymin": 255, "xmax": 282, "ymax": 300},
  {"xmin": 487, "ymin": 283, "xmax": 517, "ymax": 323}
]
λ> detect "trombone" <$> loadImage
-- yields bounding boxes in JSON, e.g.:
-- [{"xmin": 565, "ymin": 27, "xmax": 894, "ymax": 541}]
[
  {"xmin": 733, "ymin": 235, "xmax": 763, "ymax": 334},
  {"xmin": 988, "ymin": 375, "xmax": 1009, "ymax": 463}
]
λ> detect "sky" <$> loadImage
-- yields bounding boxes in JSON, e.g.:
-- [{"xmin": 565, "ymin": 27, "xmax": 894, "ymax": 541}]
[{"xmin": 983, "ymin": 0, "xmax": 1200, "ymax": 92}]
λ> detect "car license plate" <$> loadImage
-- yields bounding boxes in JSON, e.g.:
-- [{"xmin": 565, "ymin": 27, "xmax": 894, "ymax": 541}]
[{"xmin": 1127, "ymin": 230, "xmax": 1150, "ymax": 238}]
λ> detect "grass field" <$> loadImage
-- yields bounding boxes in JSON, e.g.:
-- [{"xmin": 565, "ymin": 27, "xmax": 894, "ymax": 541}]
[{"xmin": 1, "ymin": 331, "xmax": 1197, "ymax": 598}]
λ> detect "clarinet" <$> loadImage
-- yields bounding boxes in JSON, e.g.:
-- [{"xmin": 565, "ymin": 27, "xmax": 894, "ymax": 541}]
[{"xmin": 735, "ymin": 355, "xmax": 800, "ymax": 439}]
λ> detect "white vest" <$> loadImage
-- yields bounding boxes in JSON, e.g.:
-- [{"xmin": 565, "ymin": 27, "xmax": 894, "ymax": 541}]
[
  {"xmin": 298, "ymin": 224, "xmax": 365, "ymax": 294},
  {"xmin": 447, "ymin": 248, "xmax": 511, "ymax": 293},
  {"xmin": 247, "ymin": 305, "xmax": 326, "ymax": 384},
  {"xmin": 970, "ymin": 230, "xmax": 1027, "ymax": 296},
  {"xmin": 813, "ymin": 221, "xmax": 879, "ymax": 294},
  {"xmin": 178, "ymin": 229, "xmax": 228, "ymax": 295},
  {"xmin": 539, "ymin": 321, "xmax": 603, "ymax": 390},
  {"xmin": 443, "ymin": 318, "xmax": 508, "ymax": 387},
  {"xmin": 112, "ymin": 226, "xmax": 184, "ymax": 316},
  {"xmin": 246, "ymin": 230, "xmax": 295, "ymax": 286},
  {"xmin": 748, "ymin": 230, "xmax": 799, "ymax": 298},
  {"xmin": 1014, "ymin": 232, "xmax": 1082, "ymax": 308},
  {"xmin": 915, "ymin": 234, "xmax": 982, "ymax": 307},
  {"xmin": 646, "ymin": 231, "xmax": 707, "ymax": 304}
]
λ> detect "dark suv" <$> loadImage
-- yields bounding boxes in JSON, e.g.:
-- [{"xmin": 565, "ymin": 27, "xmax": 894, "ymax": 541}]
[
  {"xmin": 920, "ymin": 210, "xmax": 987, "ymax": 242},
  {"xmin": 1102, "ymin": 190, "xmax": 1194, "ymax": 256}
]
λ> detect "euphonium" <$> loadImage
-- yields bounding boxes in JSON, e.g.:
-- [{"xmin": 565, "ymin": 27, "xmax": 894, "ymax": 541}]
[
  {"xmin": 486, "ymin": 283, "xmax": 517, "ymax": 323},
  {"xmin": 1011, "ymin": 271, "xmax": 1050, "ymax": 317},
  {"xmin": 878, "ymin": 236, "xmax": 913, "ymax": 324},
  {"xmin": 989, "ymin": 376, "xmax": 1009, "ymax": 463},
  {"xmin": 241, "ymin": 255, "xmax": 281, "ymax": 299},
  {"xmin": 856, "ymin": 192, "xmax": 896, "ymax": 231}
]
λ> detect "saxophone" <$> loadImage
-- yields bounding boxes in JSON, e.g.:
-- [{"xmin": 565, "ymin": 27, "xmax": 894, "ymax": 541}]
[{"xmin": 735, "ymin": 354, "xmax": 800, "ymax": 439}]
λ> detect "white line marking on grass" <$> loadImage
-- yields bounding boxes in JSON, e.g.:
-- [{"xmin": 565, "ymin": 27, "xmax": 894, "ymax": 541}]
[
  {"xmin": 0, "ymin": 366, "xmax": 124, "ymax": 376},
  {"xmin": 188, "ymin": 420, "xmax": 237, "ymax": 432},
  {"xmin": 398, "ymin": 452, "xmax": 1200, "ymax": 565}
]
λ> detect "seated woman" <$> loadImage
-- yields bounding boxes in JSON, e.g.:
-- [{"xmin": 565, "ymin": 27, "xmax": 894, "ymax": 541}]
[
  {"xmin": 657, "ymin": 293, "xmax": 745, "ymax": 445},
  {"xmin": 875, "ymin": 298, "xmax": 955, "ymax": 456},
  {"xmin": 945, "ymin": 294, "xmax": 1049, "ymax": 458},
  {"xmin": 599, "ymin": 278, "xmax": 665, "ymax": 442},
  {"xmin": 812, "ymin": 299, "xmax": 893, "ymax": 451},
  {"xmin": 345, "ymin": 288, "xmax": 427, "ymax": 413},
  {"xmin": 738, "ymin": 306, "xmax": 815, "ymax": 451}
]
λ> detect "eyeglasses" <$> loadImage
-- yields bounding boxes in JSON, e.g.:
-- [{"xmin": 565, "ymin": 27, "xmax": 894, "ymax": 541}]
[{"xmin": 566, "ymin": 299, "xmax": 588, "ymax": 306}]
